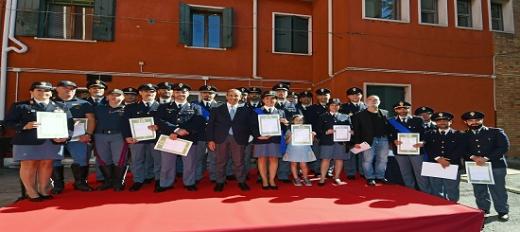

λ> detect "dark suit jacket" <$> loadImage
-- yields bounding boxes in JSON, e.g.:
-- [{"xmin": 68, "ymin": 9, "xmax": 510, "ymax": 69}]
[
  {"xmin": 122, "ymin": 101, "xmax": 160, "ymax": 144},
  {"xmin": 316, "ymin": 112, "xmax": 352, "ymax": 145},
  {"xmin": 389, "ymin": 116, "xmax": 426, "ymax": 154},
  {"xmin": 193, "ymin": 100, "xmax": 221, "ymax": 141},
  {"xmin": 5, "ymin": 99, "xmax": 74, "ymax": 145},
  {"xmin": 206, "ymin": 104, "xmax": 252, "ymax": 145},
  {"xmin": 156, "ymin": 102, "xmax": 206, "ymax": 143},
  {"xmin": 352, "ymin": 109, "xmax": 393, "ymax": 145},
  {"xmin": 461, "ymin": 127, "xmax": 510, "ymax": 169},
  {"xmin": 424, "ymin": 129, "xmax": 465, "ymax": 167}
]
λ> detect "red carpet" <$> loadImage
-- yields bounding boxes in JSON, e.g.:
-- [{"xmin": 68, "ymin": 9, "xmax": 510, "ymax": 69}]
[{"xmin": 0, "ymin": 174, "xmax": 483, "ymax": 232}]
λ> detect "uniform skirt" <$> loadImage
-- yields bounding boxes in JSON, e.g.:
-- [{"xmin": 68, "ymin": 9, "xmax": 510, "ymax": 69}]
[
  {"xmin": 254, "ymin": 143, "xmax": 282, "ymax": 158},
  {"xmin": 319, "ymin": 143, "xmax": 349, "ymax": 160},
  {"xmin": 13, "ymin": 140, "xmax": 64, "ymax": 161}
]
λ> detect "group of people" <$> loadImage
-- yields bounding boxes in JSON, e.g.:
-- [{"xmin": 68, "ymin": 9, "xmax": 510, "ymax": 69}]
[{"xmin": 4, "ymin": 79, "xmax": 510, "ymax": 221}]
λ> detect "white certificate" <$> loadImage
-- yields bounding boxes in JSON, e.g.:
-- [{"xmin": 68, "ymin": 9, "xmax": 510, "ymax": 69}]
[
  {"xmin": 70, "ymin": 118, "xmax": 88, "ymax": 142},
  {"xmin": 258, "ymin": 114, "xmax": 281, "ymax": 136},
  {"xmin": 36, "ymin": 112, "xmax": 69, "ymax": 139},
  {"xmin": 291, "ymin": 124, "xmax": 313, "ymax": 146},
  {"xmin": 397, "ymin": 133, "xmax": 420, "ymax": 155},
  {"xmin": 350, "ymin": 142, "xmax": 371, "ymax": 154},
  {"xmin": 129, "ymin": 117, "xmax": 156, "ymax": 141},
  {"xmin": 465, "ymin": 162, "xmax": 495, "ymax": 185},
  {"xmin": 154, "ymin": 135, "xmax": 193, "ymax": 156},
  {"xmin": 333, "ymin": 125, "xmax": 351, "ymax": 142},
  {"xmin": 420, "ymin": 162, "xmax": 459, "ymax": 180}
]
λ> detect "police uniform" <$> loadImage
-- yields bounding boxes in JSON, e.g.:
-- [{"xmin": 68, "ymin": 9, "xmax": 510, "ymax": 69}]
[
  {"xmin": 122, "ymin": 87, "xmax": 138, "ymax": 105},
  {"xmin": 389, "ymin": 101, "xmax": 429, "ymax": 192},
  {"xmin": 272, "ymin": 83, "xmax": 295, "ymax": 181},
  {"xmin": 461, "ymin": 111, "xmax": 510, "ymax": 220},
  {"xmin": 246, "ymin": 87, "xmax": 263, "ymax": 109},
  {"xmin": 237, "ymin": 87, "xmax": 249, "ymax": 105},
  {"xmin": 339, "ymin": 87, "xmax": 367, "ymax": 179},
  {"xmin": 52, "ymin": 80, "xmax": 95, "ymax": 193},
  {"xmin": 423, "ymin": 112, "xmax": 463, "ymax": 202},
  {"xmin": 86, "ymin": 79, "xmax": 108, "ymax": 182},
  {"xmin": 307, "ymin": 88, "xmax": 331, "ymax": 175},
  {"xmin": 155, "ymin": 83, "xmax": 206, "ymax": 191},
  {"xmin": 295, "ymin": 91, "xmax": 313, "ymax": 122},
  {"xmin": 122, "ymin": 83, "xmax": 162, "ymax": 192},
  {"xmin": 93, "ymin": 89, "xmax": 128, "ymax": 191},
  {"xmin": 415, "ymin": 106, "xmax": 436, "ymax": 132}
]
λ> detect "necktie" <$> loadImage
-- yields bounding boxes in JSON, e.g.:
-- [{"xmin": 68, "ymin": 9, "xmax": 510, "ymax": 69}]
[
  {"xmin": 38, "ymin": 103, "xmax": 46, "ymax": 108},
  {"xmin": 268, "ymin": 108, "xmax": 272, "ymax": 114},
  {"xmin": 441, "ymin": 131, "xmax": 446, "ymax": 136},
  {"xmin": 178, "ymin": 104, "xmax": 183, "ymax": 109},
  {"xmin": 206, "ymin": 102, "xmax": 210, "ymax": 108},
  {"xmin": 230, "ymin": 107, "xmax": 236, "ymax": 120}
]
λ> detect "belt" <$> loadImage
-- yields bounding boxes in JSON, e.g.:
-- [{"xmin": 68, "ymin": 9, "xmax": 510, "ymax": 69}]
[{"xmin": 100, "ymin": 129, "xmax": 120, "ymax": 134}]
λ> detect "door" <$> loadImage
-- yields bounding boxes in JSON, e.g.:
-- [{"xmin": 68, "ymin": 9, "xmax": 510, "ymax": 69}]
[{"xmin": 366, "ymin": 85, "xmax": 405, "ymax": 117}]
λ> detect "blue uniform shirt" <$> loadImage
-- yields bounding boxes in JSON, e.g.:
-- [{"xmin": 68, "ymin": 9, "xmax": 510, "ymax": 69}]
[{"xmin": 95, "ymin": 104, "xmax": 125, "ymax": 134}]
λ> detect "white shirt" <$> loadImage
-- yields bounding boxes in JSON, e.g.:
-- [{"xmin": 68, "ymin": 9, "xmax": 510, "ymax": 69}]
[
  {"xmin": 159, "ymin": 98, "xmax": 171, "ymax": 104},
  {"xmin": 264, "ymin": 106, "xmax": 275, "ymax": 113},
  {"xmin": 142, "ymin": 100, "xmax": 156, "ymax": 106},
  {"xmin": 33, "ymin": 99, "xmax": 50, "ymax": 105},
  {"xmin": 174, "ymin": 101, "xmax": 188, "ymax": 108}
]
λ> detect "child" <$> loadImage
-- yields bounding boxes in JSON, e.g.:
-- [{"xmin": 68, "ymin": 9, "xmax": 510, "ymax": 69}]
[{"xmin": 283, "ymin": 115, "xmax": 317, "ymax": 186}]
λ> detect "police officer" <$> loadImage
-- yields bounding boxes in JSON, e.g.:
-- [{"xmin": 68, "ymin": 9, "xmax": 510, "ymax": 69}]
[
  {"xmin": 272, "ymin": 83, "xmax": 297, "ymax": 182},
  {"xmin": 246, "ymin": 87, "xmax": 263, "ymax": 108},
  {"xmin": 122, "ymin": 83, "xmax": 161, "ymax": 192},
  {"xmin": 194, "ymin": 85, "xmax": 220, "ymax": 182},
  {"xmin": 157, "ymin": 82, "xmax": 174, "ymax": 104},
  {"xmin": 122, "ymin": 87, "xmax": 138, "ymax": 105},
  {"xmin": 461, "ymin": 111, "xmax": 510, "ymax": 221},
  {"xmin": 52, "ymin": 80, "xmax": 96, "ymax": 193},
  {"xmin": 94, "ymin": 89, "xmax": 128, "ymax": 191},
  {"xmin": 86, "ymin": 80, "xmax": 108, "ymax": 106},
  {"xmin": 424, "ymin": 112, "xmax": 463, "ymax": 202},
  {"xmin": 340, "ymin": 87, "xmax": 367, "ymax": 180},
  {"xmin": 307, "ymin": 88, "xmax": 331, "ymax": 176},
  {"xmin": 415, "ymin": 106, "xmax": 436, "ymax": 132},
  {"xmin": 390, "ymin": 101, "xmax": 429, "ymax": 192},
  {"xmin": 155, "ymin": 83, "xmax": 205, "ymax": 192},
  {"xmin": 287, "ymin": 91, "xmax": 298, "ymax": 104},
  {"xmin": 237, "ymin": 87, "xmax": 249, "ymax": 105},
  {"xmin": 295, "ymin": 90, "xmax": 313, "ymax": 122}
]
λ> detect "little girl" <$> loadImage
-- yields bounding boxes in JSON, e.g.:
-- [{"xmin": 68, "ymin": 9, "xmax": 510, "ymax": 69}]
[{"xmin": 283, "ymin": 115, "xmax": 317, "ymax": 186}]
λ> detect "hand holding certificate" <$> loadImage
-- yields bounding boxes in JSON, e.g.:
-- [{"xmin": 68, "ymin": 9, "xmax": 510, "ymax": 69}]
[
  {"xmin": 36, "ymin": 112, "xmax": 69, "ymax": 139},
  {"xmin": 465, "ymin": 162, "xmax": 495, "ymax": 185},
  {"xmin": 350, "ymin": 142, "xmax": 371, "ymax": 154},
  {"xmin": 333, "ymin": 125, "xmax": 351, "ymax": 142},
  {"xmin": 397, "ymin": 133, "xmax": 421, "ymax": 155},
  {"xmin": 154, "ymin": 135, "xmax": 193, "ymax": 156},
  {"xmin": 291, "ymin": 125, "xmax": 313, "ymax": 146},
  {"xmin": 421, "ymin": 162, "xmax": 459, "ymax": 180},
  {"xmin": 258, "ymin": 114, "xmax": 281, "ymax": 136},
  {"xmin": 71, "ymin": 118, "xmax": 88, "ymax": 142},
  {"xmin": 129, "ymin": 117, "xmax": 156, "ymax": 141}
]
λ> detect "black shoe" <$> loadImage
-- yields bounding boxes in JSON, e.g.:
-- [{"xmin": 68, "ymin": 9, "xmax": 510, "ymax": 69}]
[
  {"xmin": 71, "ymin": 164, "xmax": 93, "ymax": 192},
  {"xmin": 154, "ymin": 186, "xmax": 173, "ymax": 193},
  {"xmin": 129, "ymin": 182, "xmax": 143, "ymax": 192},
  {"xmin": 375, "ymin": 178, "xmax": 389, "ymax": 184},
  {"xmin": 38, "ymin": 193, "xmax": 54, "ymax": 200},
  {"xmin": 498, "ymin": 213, "xmax": 509, "ymax": 222},
  {"xmin": 318, "ymin": 179, "xmax": 325, "ymax": 187},
  {"xmin": 226, "ymin": 175, "xmax": 236, "ymax": 181},
  {"xmin": 51, "ymin": 166, "xmax": 65, "ymax": 194},
  {"xmin": 185, "ymin": 185, "xmax": 197, "ymax": 191},
  {"xmin": 279, "ymin": 179, "xmax": 291, "ymax": 183},
  {"xmin": 262, "ymin": 184, "xmax": 270, "ymax": 190},
  {"xmin": 27, "ymin": 196, "xmax": 44, "ymax": 202},
  {"xmin": 269, "ymin": 184, "xmax": 278, "ymax": 190},
  {"xmin": 238, "ymin": 183, "xmax": 250, "ymax": 191},
  {"xmin": 367, "ymin": 179, "xmax": 376, "ymax": 186},
  {"xmin": 144, "ymin": 178, "xmax": 154, "ymax": 184},
  {"xmin": 347, "ymin": 175, "xmax": 356, "ymax": 180},
  {"xmin": 97, "ymin": 165, "xmax": 114, "ymax": 191},
  {"xmin": 112, "ymin": 165, "xmax": 126, "ymax": 192},
  {"xmin": 214, "ymin": 183, "xmax": 225, "ymax": 192},
  {"xmin": 154, "ymin": 180, "xmax": 161, "ymax": 192}
]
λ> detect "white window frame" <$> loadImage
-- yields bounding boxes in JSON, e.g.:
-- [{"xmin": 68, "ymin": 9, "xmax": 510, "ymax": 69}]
[
  {"xmin": 488, "ymin": 0, "xmax": 515, "ymax": 33},
  {"xmin": 363, "ymin": 83, "xmax": 412, "ymax": 105},
  {"xmin": 454, "ymin": 0, "xmax": 483, "ymax": 30},
  {"xmin": 272, "ymin": 12, "xmax": 313, "ymax": 56},
  {"xmin": 362, "ymin": 0, "xmax": 410, "ymax": 24},
  {"xmin": 418, "ymin": 0, "xmax": 448, "ymax": 27}
]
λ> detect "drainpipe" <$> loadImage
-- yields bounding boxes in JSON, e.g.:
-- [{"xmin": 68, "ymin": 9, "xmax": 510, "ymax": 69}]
[
  {"xmin": 252, "ymin": 0, "xmax": 260, "ymax": 79},
  {"xmin": 327, "ymin": 0, "xmax": 333, "ymax": 78}
]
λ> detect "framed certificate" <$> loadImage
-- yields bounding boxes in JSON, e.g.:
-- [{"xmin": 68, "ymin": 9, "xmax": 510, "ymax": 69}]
[
  {"xmin": 70, "ymin": 118, "xmax": 88, "ymax": 142},
  {"xmin": 129, "ymin": 117, "xmax": 156, "ymax": 141},
  {"xmin": 333, "ymin": 125, "xmax": 351, "ymax": 142},
  {"xmin": 291, "ymin": 124, "xmax": 313, "ymax": 146},
  {"xmin": 397, "ymin": 133, "xmax": 420, "ymax": 155},
  {"xmin": 258, "ymin": 114, "xmax": 281, "ymax": 136},
  {"xmin": 36, "ymin": 112, "xmax": 69, "ymax": 139},
  {"xmin": 465, "ymin": 162, "xmax": 495, "ymax": 185},
  {"xmin": 154, "ymin": 135, "xmax": 193, "ymax": 156}
]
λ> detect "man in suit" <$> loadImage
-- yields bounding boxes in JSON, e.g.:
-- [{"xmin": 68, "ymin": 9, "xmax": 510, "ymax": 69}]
[
  {"xmin": 461, "ymin": 111, "xmax": 510, "ymax": 221},
  {"xmin": 340, "ymin": 87, "xmax": 367, "ymax": 180},
  {"xmin": 207, "ymin": 89, "xmax": 252, "ymax": 192},
  {"xmin": 390, "ymin": 101, "xmax": 429, "ymax": 192},
  {"xmin": 352, "ymin": 95, "xmax": 393, "ymax": 186},
  {"xmin": 122, "ymin": 83, "xmax": 161, "ymax": 192},
  {"xmin": 155, "ymin": 83, "xmax": 206, "ymax": 192},
  {"xmin": 415, "ymin": 106, "xmax": 436, "ymax": 132}
]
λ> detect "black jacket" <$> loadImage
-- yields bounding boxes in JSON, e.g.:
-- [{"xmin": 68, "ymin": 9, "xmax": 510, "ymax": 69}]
[
  {"xmin": 316, "ymin": 112, "xmax": 352, "ymax": 145},
  {"xmin": 352, "ymin": 109, "xmax": 393, "ymax": 145},
  {"xmin": 461, "ymin": 127, "xmax": 509, "ymax": 169},
  {"xmin": 206, "ymin": 104, "xmax": 252, "ymax": 145}
]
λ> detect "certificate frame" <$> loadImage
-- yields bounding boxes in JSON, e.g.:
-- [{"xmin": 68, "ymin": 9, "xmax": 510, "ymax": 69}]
[
  {"xmin": 36, "ymin": 111, "xmax": 69, "ymax": 139},
  {"xmin": 333, "ymin": 125, "xmax": 351, "ymax": 142},
  {"xmin": 129, "ymin": 117, "xmax": 156, "ymax": 141},
  {"xmin": 465, "ymin": 161, "xmax": 495, "ymax": 185},
  {"xmin": 291, "ymin": 124, "xmax": 313, "ymax": 146},
  {"xmin": 71, "ymin": 118, "xmax": 88, "ymax": 142},
  {"xmin": 258, "ymin": 114, "xmax": 282, "ymax": 136},
  {"xmin": 397, "ymin": 133, "xmax": 420, "ymax": 155},
  {"xmin": 154, "ymin": 135, "xmax": 193, "ymax": 156}
]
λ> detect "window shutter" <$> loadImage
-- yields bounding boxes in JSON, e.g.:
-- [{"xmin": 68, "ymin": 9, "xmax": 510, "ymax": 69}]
[
  {"xmin": 292, "ymin": 16, "xmax": 308, "ymax": 54},
  {"xmin": 15, "ymin": 0, "xmax": 43, "ymax": 36},
  {"xmin": 274, "ymin": 15, "xmax": 292, "ymax": 53},
  {"xmin": 93, "ymin": 0, "xmax": 116, "ymax": 41},
  {"xmin": 222, "ymin": 7, "xmax": 233, "ymax": 48},
  {"xmin": 179, "ymin": 2, "xmax": 192, "ymax": 45}
]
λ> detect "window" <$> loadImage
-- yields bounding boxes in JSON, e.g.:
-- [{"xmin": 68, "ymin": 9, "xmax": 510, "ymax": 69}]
[
  {"xmin": 43, "ymin": 2, "xmax": 94, "ymax": 40},
  {"xmin": 455, "ymin": 0, "xmax": 483, "ymax": 29},
  {"xmin": 273, "ymin": 14, "xmax": 311, "ymax": 55},
  {"xmin": 363, "ymin": 0, "xmax": 410, "ymax": 22},
  {"xmin": 421, "ymin": 0, "xmax": 438, "ymax": 24},
  {"xmin": 491, "ymin": 3, "xmax": 504, "ymax": 31},
  {"xmin": 179, "ymin": 4, "xmax": 233, "ymax": 48},
  {"xmin": 489, "ymin": 0, "xmax": 514, "ymax": 33}
]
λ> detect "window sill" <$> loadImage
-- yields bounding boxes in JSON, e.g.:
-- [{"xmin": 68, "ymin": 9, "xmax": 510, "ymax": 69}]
[
  {"xmin": 363, "ymin": 17, "xmax": 410, "ymax": 24},
  {"xmin": 419, "ymin": 22, "xmax": 448, "ymax": 28},
  {"xmin": 491, "ymin": 29, "xmax": 515, "ymax": 34},
  {"xmin": 184, "ymin": 45, "xmax": 227, "ymax": 51},
  {"xmin": 455, "ymin": 26, "xmax": 483, "ymax": 31},
  {"xmin": 272, "ymin": 51, "xmax": 312, "ymax": 56},
  {"xmin": 34, "ymin": 37, "xmax": 97, "ymax": 43}
]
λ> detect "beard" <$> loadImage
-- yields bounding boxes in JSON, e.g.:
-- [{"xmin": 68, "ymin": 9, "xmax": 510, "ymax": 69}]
[{"xmin": 469, "ymin": 124, "xmax": 483, "ymax": 130}]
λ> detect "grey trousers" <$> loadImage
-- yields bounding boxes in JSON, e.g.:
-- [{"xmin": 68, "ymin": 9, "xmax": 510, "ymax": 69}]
[
  {"xmin": 129, "ymin": 143, "xmax": 161, "ymax": 183},
  {"xmin": 94, "ymin": 133, "xmax": 126, "ymax": 166},
  {"xmin": 395, "ymin": 155, "xmax": 430, "ymax": 193},
  {"xmin": 216, "ymin": 136, "xmax": 246, "ymax": 183},
  {"xmin": 195, "ymin": 141, "xmax": 208, "ymax": 181},
  {"xmin": 473, "ymin": 167, "xmax": 509, "ymax": 214},
  {"xmin": 160, "ymin": 146, "xmax": 197, "ymax": 187},
  {"xmin": 430, "ymin": 170, "xmax": 461, "ymax": 202}
]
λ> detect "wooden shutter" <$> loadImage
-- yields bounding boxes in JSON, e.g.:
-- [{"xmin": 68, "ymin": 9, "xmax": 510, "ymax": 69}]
[
  {"xmin": 93, "ymin": 0, "xmax": 115, "ymax": 41},
  {"xmin": 15, "ymin": 0, "xmax": 43, "ymax": 36},
  {"xmin": 179, "ymin": 2, "xmax": 192, "ymax": 45},
  {"xmin": 221, "ymin": 7, "xmax": 233, "ymax": 48}
]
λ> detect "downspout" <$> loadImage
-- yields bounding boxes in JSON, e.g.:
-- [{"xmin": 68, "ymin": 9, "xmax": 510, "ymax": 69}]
[
  {"xmin": 327, "ymin": 0, "xmax": 333, "ymax": 78},
  {"xmin": 252, "ymin": 0, "xmax": 260, "ymax": 79}
]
